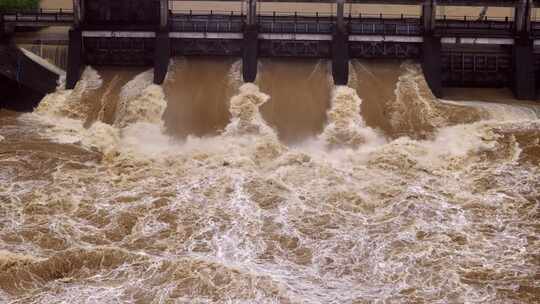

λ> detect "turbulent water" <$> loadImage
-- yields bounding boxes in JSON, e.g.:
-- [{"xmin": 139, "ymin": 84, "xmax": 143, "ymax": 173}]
[{"xmin": 0, "ymin": 56, "xmax": 539, "ymax": 304}]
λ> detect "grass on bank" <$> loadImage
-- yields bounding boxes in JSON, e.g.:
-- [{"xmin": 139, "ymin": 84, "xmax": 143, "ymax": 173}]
[{"xmin": 0, "ymin": 0, "xmax": 40, "ymax": 11}]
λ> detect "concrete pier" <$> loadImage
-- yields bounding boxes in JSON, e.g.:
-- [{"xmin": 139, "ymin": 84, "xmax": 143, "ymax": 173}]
[
  {"xmin": 512, "ymin": 0, "xmax": 535, "ymax": 99},
  {"xmin": 332, "ymin": 0, "xmax": 349, "ymax": 85},
  {"xmin": 66, "ymin": 29, "xmax": 83, "ymax": 89},
  {"xmin": 422, "ymin": 36, "xmax": 442, "ymax": 98},
  {"xmin": 243, "ymin": 25, "xmax": 258, "ymax": 83},
  {"xmin": 421, "ymin": 0, "xmax": 442, "ymax": 98},
  {"xmin": 512, "ymin": 40, "xmax": 535, "ymax": 99},
  {"xmin": 154, "ymin": 0, "xmax": 170, "ymax": 84},
  {"xmin": 66, "ymin": 0, "xmax": 84, "ymax": 89},
  {"xmin": 73, "ymin": 0, "xmax": 84, "ymax": 29},
  {"xmin": 242, "ymin": 0, "xmax": 258, "ymax": 82},
  {"xmin": 332, "ymin": 31, "xmax": 349, "ymax": 86},
  {"xmin": 154, "ymin": 31, "xmax": 170, "ymax": 84}
]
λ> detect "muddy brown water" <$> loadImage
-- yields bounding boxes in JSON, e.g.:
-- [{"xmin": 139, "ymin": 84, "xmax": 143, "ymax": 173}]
[
  {"xmin": 0, "ymin": 2, "xmax": 539, "ymax": 303},
  {"xmin": 1, "ymin": 54, "xmax": 539, "ymax": 303}
]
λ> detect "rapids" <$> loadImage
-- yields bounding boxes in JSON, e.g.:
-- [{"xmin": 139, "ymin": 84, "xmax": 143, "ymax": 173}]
[{"xmin": 0, "ymin": 57, "xmax": 539, "ymax": 304}]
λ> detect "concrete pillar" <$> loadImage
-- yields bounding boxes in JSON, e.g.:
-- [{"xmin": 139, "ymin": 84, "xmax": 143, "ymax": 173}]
[
  {"xmin": 513, "ymin": 40, "xmax": 535, "ymax": 100},
  {"xmin": 247, "ymin": 0, "xmax": 257, "ymax": 26},
  {"xmin": 154, "ymin": 31, "xmax": 170, "ymax": 84},
  {"xmin": 512, "ymin": 0, "xmax": 535, "ymax": 100},
  {"xmin": 332, "ymin": 0, "xmax": 349, "ymax": 86},
  {"xmin": 154, "ymin": 0, "xmax": 170, "ymax": 84},
  {"xmin": 243, "ymin": 0, "xmax": 258, "ymax": 83},
  {"xmin": 159, "ymin": 0, "xmax": 168, "ymax": 30},
  {"xmin": 421, "ymin": 0, "xmax": 442, "ymax": 98},
  {"xmin": 73, "ymin": 0, "xmax": 84, "ymax": 28},
  {"xmin": 422, "ymin": 0, "xmax": 436, "ymax": 35},
  {"xmin": 66, "ymin": 29, "xmax": 83, "ymax": 89},
  {"xmin": 243, "ymin": 26, "xmax": 258, "ymax": 83},
  {"xmin": 336, "ymin": 0, "xmax": 345, "ymax": 32},
  {"xmin": 514, "ymin": 0, "xmax": 531, "ymax": 35},
  {"xmin": 422, "ymin": 36, "xmax": 442, "ymax": 98}
]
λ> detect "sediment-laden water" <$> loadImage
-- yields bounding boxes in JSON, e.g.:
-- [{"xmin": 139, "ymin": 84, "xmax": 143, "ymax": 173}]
[{"xmin": 0, "ymin": 56, "xmax": 539, "ymax": 303}]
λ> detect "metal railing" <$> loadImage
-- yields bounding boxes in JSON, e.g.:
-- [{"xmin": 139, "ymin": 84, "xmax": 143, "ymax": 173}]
[
  {"xmin": 170, "ymin": 10, "xmax": 423, "ymax": 35},
  {"xmin": 170, "ymin": 9, "xmax": 420, "ymax": 19},
  {"xmin": 171, "ymin": 9, "xmax": 244, "ymax": 17},
  {"xmin": 1, "ymin": 8, "xmax": 73, "ymax": 14},
  {"xmin": 1, "ymin": 9, "xmax": 74, "ymax": 24},
  {"xmin": 435, "ymin": 16, "xmax": 514, "ymax": 33},
  {"xmin": 170, "ymin": 20, "xmax": 244, "ymax": 32},
  {"xmin": 350, "ymin": 22, "xmax": 421, "ymax": 35},
  {"xmin": 259, "ymin": 21, "xmax": 333, "ymax": 34},
  {"xmin": 2, "ymin": 7, "xmax": 532, "ymax": 38}
]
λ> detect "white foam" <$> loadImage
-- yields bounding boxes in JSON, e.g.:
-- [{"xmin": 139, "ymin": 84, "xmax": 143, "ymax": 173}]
[
  {"xmin": 391, "ymin": 62, "xmax": 447, "ymax": 131},
  {"xmin": 33, "ymin": 67, "xmax": 102, "ymax": 119},
  {"xmin": 224, "ymin": 83, "xmax": 277, "ymax": 139},
  {"xmin": 439, "ymin": 99, "xmax": 540, "ymax": 121},
  {"xmin": 117, "ymin": 122, "xmax": 174, "ymax": 158},
  {"xmin": 114, "ymin": 70, "xmax": 165, "ymax": 128},
  {"xmin": 228, "ymin": 60, "xmax": 243, "ymax": 87},
  {"xmin": 320, "ymin": 86, "xmax": 385, "ymax": 149}
]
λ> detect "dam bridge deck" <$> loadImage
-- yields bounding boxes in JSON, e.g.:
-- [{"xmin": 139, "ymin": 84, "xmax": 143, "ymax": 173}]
[{"xmin": 1, "ymin": 10, "xmax": 536, "ymax": 38}]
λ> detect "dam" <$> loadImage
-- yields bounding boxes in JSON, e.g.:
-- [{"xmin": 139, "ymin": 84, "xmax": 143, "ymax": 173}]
[
  {"xmin": 0, "ymin": 1, "xmax": 539, "ymax": 304},
  {"xmin": 2, "ymin": 0, "xmax": 540, "ymax": 103}
]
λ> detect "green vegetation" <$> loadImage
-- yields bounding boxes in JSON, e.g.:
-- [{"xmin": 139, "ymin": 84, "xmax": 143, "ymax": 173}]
[{"xmin": 0, "ymin": 0, "xmax": 40, "ymax": 11}]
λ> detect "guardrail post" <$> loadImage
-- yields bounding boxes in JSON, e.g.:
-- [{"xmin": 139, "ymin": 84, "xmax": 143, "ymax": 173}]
[
  {"xmin": 66, "ymin": 28, "xmax": 83, "ymax": 89},
  {"xmin": 421, "ymin": 0, "xmax": 442, "ymax": 98},
  {"xmin": 243, "ymin": 0, "xmax": 258, "ymax": 82},
  {"xmin": 332, "ymin": 0, "xmax": 349, "ymax": 86},
  {"xmin": 513, "ymin": 0, "xmax": 535, "ymax": 99}
]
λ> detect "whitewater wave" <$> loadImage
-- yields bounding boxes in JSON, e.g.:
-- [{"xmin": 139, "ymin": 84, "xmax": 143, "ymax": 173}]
[
  {"xmin": 384, "ymin": 62, "xmax": 486, "ymax": 138},
  {"xmin": 320, "ymin": 86, "xmax": 384, "ymax": 149},
  {"xmin": 440, "ymin": 98, "xmax": 540, "ymax": 121},
  {"xmin": 224, "ymin": 83, "xmax": 276, "ymax": 139}
]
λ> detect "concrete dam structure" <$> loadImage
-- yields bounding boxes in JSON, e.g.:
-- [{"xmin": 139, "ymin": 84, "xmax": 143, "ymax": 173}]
[
  {"xmin": 1, "ymin": 0, "xmax": 540, "ymax": 101},
  {"xmin": 0, "ymin": 41, "xmax": 63, "ymax": 110}
]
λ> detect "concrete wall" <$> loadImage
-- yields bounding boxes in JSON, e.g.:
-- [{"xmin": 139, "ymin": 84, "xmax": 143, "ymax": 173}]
[
  {"xmin": 0, "ymin": 44, "xmax": 60, "ymax": 95},
  {"xmin": 0, "ymin": 75, "xmax": 44, "ymax": 111}
]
